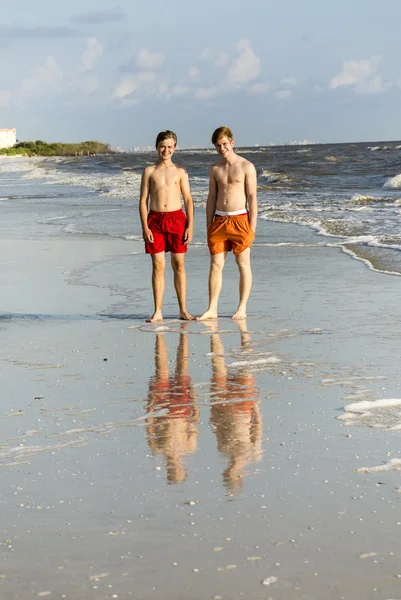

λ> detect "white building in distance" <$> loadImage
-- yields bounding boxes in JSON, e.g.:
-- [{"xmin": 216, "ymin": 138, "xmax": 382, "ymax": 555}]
[{"xmin": 0, "ymin": 128, "xmax": 16, "ymax": 149}]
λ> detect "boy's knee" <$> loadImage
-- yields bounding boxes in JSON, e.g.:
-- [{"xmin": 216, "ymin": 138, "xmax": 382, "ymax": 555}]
[
  {"xmin": 152, "ymin": 260, "xmax": 165, "ymax": 273},
  {"xmin": 210, "ymin": 258, "xmax": 224, "ymax": 272},
  {"xmin": 171, "ymin": 257, "xmax": 185, "ymax": 273}
]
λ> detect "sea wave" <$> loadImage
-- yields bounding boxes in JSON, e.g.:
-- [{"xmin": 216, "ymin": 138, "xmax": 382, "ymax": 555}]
[
  {"xmin": 351, "ymin": 194, "xmax": 396, "ymax": 204},
  {"xmin": 24, "ymin": 165, "xmax": 142, "ymax": 198},
  {"xmin": 383, "ymin": 174, "xmax": 401, "ymax": 189},
  {"xmin": 259, "ymin": 170, "xmax": 291, "ymax": 184},
  {"xmin": 0, "ymin": 158, "xmax": 45, "ymax": 174}
]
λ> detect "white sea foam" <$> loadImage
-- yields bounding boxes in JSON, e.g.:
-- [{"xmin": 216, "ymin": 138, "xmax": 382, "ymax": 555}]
[
  {"xmin": 339, "ymin": 398, "xmax": 401, "ymax": 431},
  {"xmin": 357, "ymin": 458, "xmax": 401, "ymax": 474},
  {"xmin": 0, "ymin": 158, "xmax": 44, "ymax": 174},
  {"xmin": 24, "ymin": 165, "xmax": 142, "ymax": 198},
  {"xmin": 259, "ymin": 170, "xmax": 291, "ymax": 184},
  {"xmin": 351, "ymin": 194, "xmax": 392, "ymax": 204},
  {"xmin": 384, "ymin": 174, "xmax": 401, "ymax": 189},
  {"xmin": 229, "ymin": 356, "xmax": 281, "ymax": 368},
  {"xmin": 345, "ymin": 398, "xmax": 401, "ymax": 413}
]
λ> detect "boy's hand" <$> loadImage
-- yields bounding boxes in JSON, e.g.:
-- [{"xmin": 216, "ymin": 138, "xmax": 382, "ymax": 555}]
[
  {"xmin": 143, "ymin": 227, "xmax": 154, "ymax": 243},
  {"xmin": 184, "ymin": 227, "xmax": 193, "ymax": 244}
]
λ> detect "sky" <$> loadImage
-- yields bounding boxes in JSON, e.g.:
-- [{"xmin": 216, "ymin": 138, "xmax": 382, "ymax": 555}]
[{"xmin": 1, "ymin": 0, "xmax": 400, "ymax": 149}]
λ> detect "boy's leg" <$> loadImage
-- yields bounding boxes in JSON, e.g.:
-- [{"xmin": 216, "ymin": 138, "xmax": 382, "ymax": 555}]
[
  {"xmin": 147, "ymin": 252, "xmax": 166, "ymax": 322},
  {"xmin": 170, "ymin": 253, "xmax": 193, "ymax": 320},
  {"xmin": 232, "ymin": 247, "xmax": 252, "ymax": 320},
  {"xmin": 197, "ymin": 251, "xmax": 227, "ymax": 320}
]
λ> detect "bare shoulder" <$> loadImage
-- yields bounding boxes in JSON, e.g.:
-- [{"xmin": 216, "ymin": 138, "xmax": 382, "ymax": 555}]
[
  {"xmin": 241, "ymin": 157, "xmax": 256, "ymax": 175},
  {"xmin": 238, "ymin": 156, "xmax": 255, "ymax": 170},
  {"xmin": 176, "ymin": 165, "xmax": 189, "ymax": 178},
  {"xmin": 143, "ymin": 164, "xmax": 156, "ymax": 177}
]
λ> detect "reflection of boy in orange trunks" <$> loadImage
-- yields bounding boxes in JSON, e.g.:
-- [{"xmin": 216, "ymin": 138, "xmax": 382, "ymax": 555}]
[
  {"xmin": 206, "ymin": 320, "xmax": 262, "ymax": 493},
  {"xmin": 146, "ymin": 326, "xmax": 199, "ymax": 484}
]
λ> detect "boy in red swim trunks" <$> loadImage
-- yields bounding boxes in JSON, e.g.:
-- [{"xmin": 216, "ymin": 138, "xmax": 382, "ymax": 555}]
[
  {"xmin": 139, "ymin": 130, "xmax": 194, "ymax": 322},
  {"xmin": 197, "ymin": 126, "xmax": 258, "ymax": 321}
]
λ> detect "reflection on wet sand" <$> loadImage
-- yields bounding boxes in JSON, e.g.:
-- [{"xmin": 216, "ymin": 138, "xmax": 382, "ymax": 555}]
[
  {"xmin": 146, "ymin": 324, "xmax": 199, "ymax": 483},
  {"xmin": 207, "ymin": 320, "xmax": 262, "ymax": 493}
]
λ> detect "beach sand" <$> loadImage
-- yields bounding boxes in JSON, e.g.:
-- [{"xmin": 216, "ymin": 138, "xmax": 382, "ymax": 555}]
[{"xmin": 2, "ymin": 229, "xmax": 401, "ymax": 599}]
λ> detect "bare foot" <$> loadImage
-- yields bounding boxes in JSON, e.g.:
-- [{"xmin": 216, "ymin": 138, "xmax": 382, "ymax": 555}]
[
  {"xmin": 179, "ymin": 310, "xmax": 195, "ymax": 321},
  {"xmin": 232, "ymin": 310, "xmax": 247, "ymax": 320},
  {"xmin": 196, "ymin": 310, "xmax": 218, "ymax": 321},
  {"xmin": 146, "ymin": 310, "xmax": 163, "ymax": 323}
]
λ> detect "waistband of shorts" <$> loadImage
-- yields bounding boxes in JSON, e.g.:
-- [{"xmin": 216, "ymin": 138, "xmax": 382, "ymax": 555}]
[
  {"xmin": 215, "ymin": 209, "xmax": 248, "ymax": 216},
  {"xmin": 149, "ymin": 209, "xmax": 184, "ymax": 216}
]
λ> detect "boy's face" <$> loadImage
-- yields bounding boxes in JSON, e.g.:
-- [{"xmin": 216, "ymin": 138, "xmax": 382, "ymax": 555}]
[
  {"xmin": 156, "ymin": 138, "xmax": 176, "ymax": 161},
  {"xmin": 214, "ymin": 136, "xmax": 235, "ymax": 159}
]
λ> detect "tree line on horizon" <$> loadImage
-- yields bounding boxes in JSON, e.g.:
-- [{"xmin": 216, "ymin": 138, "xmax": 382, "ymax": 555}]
[{"xmin": 0, "ymin": 140, "xmax": 112, "ymax": 157}]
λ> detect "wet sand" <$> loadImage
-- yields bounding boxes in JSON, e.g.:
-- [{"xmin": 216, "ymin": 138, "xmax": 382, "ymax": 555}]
[{"xmin": 2, "ymin": 232, "xmax": 401, "ymax": 599}]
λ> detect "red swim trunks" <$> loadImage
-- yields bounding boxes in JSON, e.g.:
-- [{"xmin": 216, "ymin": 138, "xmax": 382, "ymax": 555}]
[{"xmin": 145, "ymin": 209, "xmax": 188, "ymax": 254}]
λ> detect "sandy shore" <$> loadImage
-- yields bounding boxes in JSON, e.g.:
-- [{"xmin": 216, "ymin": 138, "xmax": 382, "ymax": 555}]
[{"xmin": 1, "ymin": 231, "xmax": 401, "ymax": 599}]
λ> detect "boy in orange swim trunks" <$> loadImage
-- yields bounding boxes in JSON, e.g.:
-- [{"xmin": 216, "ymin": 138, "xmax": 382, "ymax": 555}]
[
  {"xmin": 139, "ymin": 130, "xmax": 194, "ymax": 322},
  {"xmin": 197, "ymin": 126, "xmax": 258, "ymax": 320}
]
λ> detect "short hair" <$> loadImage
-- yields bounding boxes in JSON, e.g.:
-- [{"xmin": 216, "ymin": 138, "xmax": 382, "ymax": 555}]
[
  {"xmin": 211, "ymin": 126, "xmax": 233, "ymax": 145},
  {"xmin": 155, "ymin": 130, "xmax": 177, "ymax": 147}
]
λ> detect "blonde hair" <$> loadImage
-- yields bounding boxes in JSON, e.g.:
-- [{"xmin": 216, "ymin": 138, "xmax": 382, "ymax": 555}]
[
  {"xmin": 211, "ymin": 126, "xmax": 233, "ymax": 145},
  {"xmin": 155, "ymin": 130, "xmax": 177, "ymax": 147}
]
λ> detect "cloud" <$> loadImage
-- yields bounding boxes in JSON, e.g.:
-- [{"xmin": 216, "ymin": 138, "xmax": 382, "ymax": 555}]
[
  {"xmin": 195, "ymin": 39, "xmax": 262, "ymax": 101},
  {"xmin": 329, "ymin": 57, "xmax": 383, "ymax": 94},
  {"xmin": 79, "ymin": 75, "xmax": 100, "ymax": 96},
  {"xmin": 280, "ymin": 77, "xmax": 297, "ymax": 87},
  {"xmin": 137, "ymin": 49, "xmax": 164, "ymax": 70},
  {"xmin": 158, "ymin": 83, "xmax": 169, "ymax": 95},
  {"xmin": 249, "ymin": 82, "xmax": 269, "ymax": 94},
  {"xmin": 201, "ymin": 48, "xmax": 230, "ymax": 68},
  {"xmin": 0, "ymin": 90, "xmax": 10, "ymax": 107},
  {"xmin": 195, "ymin": 87, "xmax": 216, "ymax": 100},
  {"xmin": 171, "ymin": 85, "xmax": 189, "ymax": 96},
  {"xmin": 80, "ymin": 38, "xmax": 103, "ymax": 71},
  {"xmin": 21, "ymin": 57, "xmax": 64, "ymax": 99},
  {"xmin": 227, "ymin": 39, "xmax": 260, "ymax": 85},
  {"xmin": 114, "ymin": 75, "xmax": 138, "ymax": 99},
  {"xmin": 277, "ymin": 90, "xmax": 292, "ymax": 99},
  {"xmin": 138, "ymin": 71, "xmax": 156, "ymax": 83},
  {"xmin": 188, "ymin": 67, "xmax": 199, "ymax": 78},
  {"xmin": 113, "ymin": 69, "xmax": 170, "ymax": 101},
  {"xmin": 0, "ymin": 25, "xmax": 76, "ymax": 39},
  {"xmin": 71, "ymin": 7, "xmax": 125, "ymax": 24}
]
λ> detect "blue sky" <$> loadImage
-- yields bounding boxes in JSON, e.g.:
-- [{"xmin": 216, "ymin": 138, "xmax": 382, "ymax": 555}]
[{"xmin": 1, "ymin": 0, "xmax": 400, "ymax": 148}]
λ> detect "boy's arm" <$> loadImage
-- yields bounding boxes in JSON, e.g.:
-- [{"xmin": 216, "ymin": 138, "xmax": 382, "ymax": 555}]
[
  {"xmin": 245, "ymin": 163, "xmax": 258, "ymax": 232},
  {"xmin": 180, "ymin": 169, "xmax": 194, "ymax": 244},
  {"xmin": 206, "ymin": 166, "xmax": 218, "ymax": 227},
  {"xmin": 139, "ymin": 168, "xmax": 153, "ymax": 243}
]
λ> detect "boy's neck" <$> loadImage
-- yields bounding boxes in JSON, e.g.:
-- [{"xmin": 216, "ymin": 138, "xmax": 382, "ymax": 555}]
[
  {"xmin": 157, "ymin": 158, "xmax": 174, "ymax": 167},
  {"xmin": 223, "ymin": 151, "xmax": 237, "ymax": 165}
]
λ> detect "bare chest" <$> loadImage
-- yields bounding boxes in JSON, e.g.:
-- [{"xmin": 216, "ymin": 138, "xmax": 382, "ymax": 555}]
[
  {"xmin": 216, "ymin": 166, "xmax": 245, "ymax": 188},
  {"xmin": 151, "ymin": 172, "xmax": 180, "ymax": 192}
]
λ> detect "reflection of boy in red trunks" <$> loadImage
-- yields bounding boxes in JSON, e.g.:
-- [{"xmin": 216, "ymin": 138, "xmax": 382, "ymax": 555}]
[
  {"xmin": 146, "ymin": 326, "xmax": 199, "ymax": 484},
  {"xmin": 206, "ymin": 320, "xmax": 262, "ymax": 493},
  {"xmin": 139, "ymin": 130, "xmax": 194, "ymax": 323}
]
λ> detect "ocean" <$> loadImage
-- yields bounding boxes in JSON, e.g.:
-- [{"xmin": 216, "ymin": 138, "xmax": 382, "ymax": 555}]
[{"xmin": 1, "ymin": 140, "xmax": 401, "ymax": 274}]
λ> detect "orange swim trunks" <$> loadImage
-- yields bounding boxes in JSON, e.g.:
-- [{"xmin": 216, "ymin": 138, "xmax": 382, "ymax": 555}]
[{"xmin": 207, "ymin": 213, "xmax": 255, "ymax": 255}]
